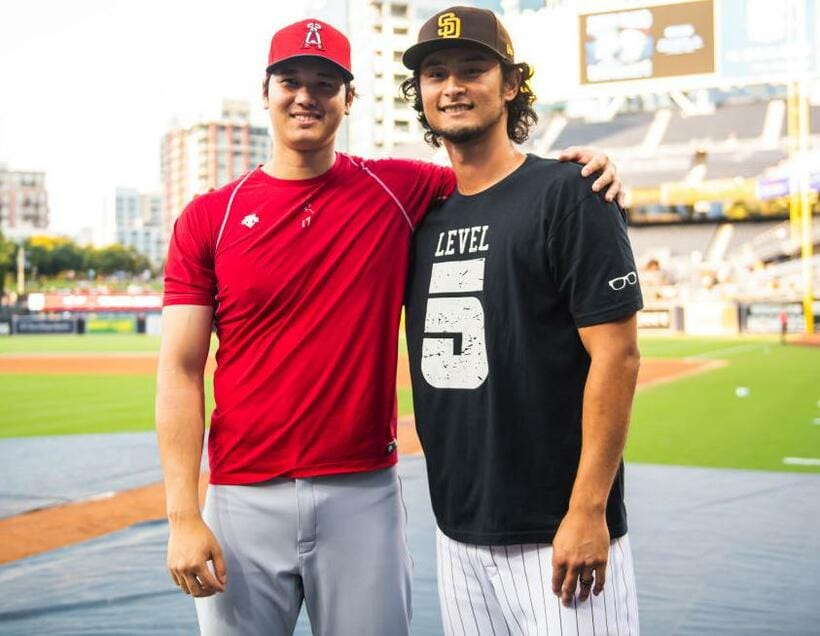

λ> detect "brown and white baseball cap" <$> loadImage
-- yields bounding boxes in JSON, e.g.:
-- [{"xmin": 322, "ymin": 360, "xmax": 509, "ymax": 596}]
[{"xmin": 402, "ymin": 6, "xmax": 515, "ymax": 71}]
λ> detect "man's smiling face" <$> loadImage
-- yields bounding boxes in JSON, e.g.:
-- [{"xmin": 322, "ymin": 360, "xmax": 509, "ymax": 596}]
[
  {"xmin": 265, "ymin": 57, "xmax": 352, "ymax": 152},
  {"xmin": 418, "ymin": 46, "xmax": 517, "ymax": 146}
]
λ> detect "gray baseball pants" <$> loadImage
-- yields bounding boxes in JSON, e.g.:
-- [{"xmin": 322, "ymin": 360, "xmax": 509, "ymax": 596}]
[{"xmin": 194, "ymin": 466, "xmax": 412, "ymax": 635}]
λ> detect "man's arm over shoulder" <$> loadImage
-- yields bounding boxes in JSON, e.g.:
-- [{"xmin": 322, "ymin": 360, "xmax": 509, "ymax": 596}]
[{"xmin": 557, "ymin": 146, "xmax": 625, "ymax": 206}]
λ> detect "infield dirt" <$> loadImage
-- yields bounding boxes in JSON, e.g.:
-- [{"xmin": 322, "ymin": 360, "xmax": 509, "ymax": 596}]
[{"xmin": 1, "ymin": 352, "xmax": 718, "ymax": 389}]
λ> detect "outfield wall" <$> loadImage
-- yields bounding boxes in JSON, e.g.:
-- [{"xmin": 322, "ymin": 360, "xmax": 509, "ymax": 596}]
[
  {"xmin": 4, "ymin": 313, "xmax": 156, "ymax": 336},
  {"xmin": 2, "ymin": 302, "xmax": 817, "ymax": 337},
  {"xmin": 637, "ymin": 306, "xmax": 684, "ymax": 333},
  {"xmin": 740, "ymin": 301, "xmax": 820, "ymax": 334},
  {"xmin": 639, "ymin": 300, "xmax": 820, "ymax": 335}
]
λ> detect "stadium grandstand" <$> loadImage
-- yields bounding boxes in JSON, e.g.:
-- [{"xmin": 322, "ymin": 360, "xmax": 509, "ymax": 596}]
[
  {"xmin": 520, "ymin": 80, "xmax": 819, "ymax": 316},
  {"xmin": 529, "ymin": 88, "xmax": 813, "ymax": 219}
]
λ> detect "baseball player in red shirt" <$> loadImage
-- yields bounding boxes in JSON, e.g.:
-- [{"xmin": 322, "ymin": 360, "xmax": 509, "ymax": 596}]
[{"xmin": 156, "ymin": 17, "xmax": 623, "ymax": 635}]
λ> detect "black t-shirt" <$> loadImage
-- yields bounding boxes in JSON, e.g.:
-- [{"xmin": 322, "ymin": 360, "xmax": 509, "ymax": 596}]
[{"xmin": 405, "ymin": 155, "xmax": 643, "ymax": 545}]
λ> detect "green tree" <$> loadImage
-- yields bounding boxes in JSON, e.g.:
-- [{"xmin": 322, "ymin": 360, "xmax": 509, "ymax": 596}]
[
  {"xmin": 50, "ymin": 239, "xmax": 86, "ymax": 273},
  {"xmin": 0, "ymin": 232, "xmax": 16, "ymax": 297},
  {"xmin": 25, "ymin": 235, "xmax": 85, "ymax": 277},
  {"xmin": 13, "ymin": 234, "xmax": 151, "ymax": 281},
  {"xmin": 87, "ymin": 244, "xmax": 147, "ymax": 275}
]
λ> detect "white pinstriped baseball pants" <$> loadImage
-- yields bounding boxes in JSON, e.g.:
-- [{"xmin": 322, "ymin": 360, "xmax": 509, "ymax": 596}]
[{"xmin": 436, "ymin": 528, "xmax": 639, "ymax": 636}]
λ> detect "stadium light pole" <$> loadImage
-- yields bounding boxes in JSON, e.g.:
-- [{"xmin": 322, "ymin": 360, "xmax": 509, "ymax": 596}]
[
  {"xmin": 788, "ymin": 80, "xmax": 814, "ymax": 334},
  {"xmin": 786, "ymin": 81, "xmax": 801, "ymax": 242}
]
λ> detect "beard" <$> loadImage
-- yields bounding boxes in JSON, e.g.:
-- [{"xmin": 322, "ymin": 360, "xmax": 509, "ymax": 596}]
[{"xmin": 429, "ymin": 104, "xmax": 505, "ymax": 145}]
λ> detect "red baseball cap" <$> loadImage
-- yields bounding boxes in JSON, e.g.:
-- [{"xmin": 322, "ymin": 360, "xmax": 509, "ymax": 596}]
[{"xmin": 267, "ymin": 19, "xmax": 354, "ymax": 82}]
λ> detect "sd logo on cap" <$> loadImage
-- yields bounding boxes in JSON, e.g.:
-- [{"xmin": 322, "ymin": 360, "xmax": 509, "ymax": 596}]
[
  {"xmin": 437, "ymin": 12, "xmax": 461, "ymax": 38},
  {"xmin": 403, "ymin": 6, "xmax": 515, "ymax": 71}
]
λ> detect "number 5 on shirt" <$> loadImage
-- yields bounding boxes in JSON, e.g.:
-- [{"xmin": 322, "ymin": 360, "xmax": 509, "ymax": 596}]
[{"xmin": 421, "ymin": 258, "xmax": 489, "ymax": 390}]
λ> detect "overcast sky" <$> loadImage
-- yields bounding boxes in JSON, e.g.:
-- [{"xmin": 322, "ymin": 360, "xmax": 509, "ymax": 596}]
[{"xmin": 0, "ymin": 0, "xmax": 349, "ymax": 238}]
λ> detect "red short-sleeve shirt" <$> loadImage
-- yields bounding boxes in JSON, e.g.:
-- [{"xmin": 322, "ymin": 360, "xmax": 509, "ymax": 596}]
[{"xmin": 164, "ymin": 153, "xmax": 454, "ymax": 483}]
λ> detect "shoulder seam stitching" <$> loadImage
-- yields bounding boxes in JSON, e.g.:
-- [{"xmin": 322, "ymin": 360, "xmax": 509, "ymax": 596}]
[
  {"xmin": 346, "ymin": 156, "xmax": 414, "ymax": 231},
  {"xmin": 215, "ymin": 168, "xmax": 257, "ymax": 251}
]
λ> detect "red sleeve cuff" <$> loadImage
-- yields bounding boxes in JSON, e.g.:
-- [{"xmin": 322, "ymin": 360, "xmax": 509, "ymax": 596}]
[{"xmin": 163, "ymin": 293, "xmax": 215, "ymax": 307}]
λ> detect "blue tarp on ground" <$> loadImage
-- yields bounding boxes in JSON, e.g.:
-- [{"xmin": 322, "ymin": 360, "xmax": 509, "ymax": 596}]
[
  {"xmin": 0, "ymin": 432, "xmax": 203, "ymax": 518},
  {"xmin": 0, "ymin": 432, "xmax": 164, "ymax": 517},
  {"xmin": 1, "ymin": 433, "xmax": 819, "ymax": 634}
]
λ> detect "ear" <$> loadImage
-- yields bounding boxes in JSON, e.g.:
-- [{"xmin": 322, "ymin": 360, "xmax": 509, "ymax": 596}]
[
  {"xmin": 344, "ymin": 84, "xmax": 356, "ymax": 115},
  {"xmin": 262, "ymin": 76, "xmax": 271, "ymax": 110},
  {"xmin": 503, "ymin": 67, "xmax": 521, "ymax": 104}
]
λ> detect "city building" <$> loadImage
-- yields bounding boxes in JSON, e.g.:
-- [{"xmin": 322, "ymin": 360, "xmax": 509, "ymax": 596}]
[
  {"xmin": 348, "ymin": 0, "xmax": 421, "ymax": 157},
  {"xmin": 0, "ymin": 165, "xmax": 49, "ymax": 238},
  {"xmin": 115, "ymin": 188, "xmax": 164, "ymax": 268},
  {"xmin": 160, "ymin": 99, "xmax": 271, "ymax": 236}
]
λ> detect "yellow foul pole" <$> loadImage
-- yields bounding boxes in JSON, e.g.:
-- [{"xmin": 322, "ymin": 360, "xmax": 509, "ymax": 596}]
[
  {"xmin": 787, "ymin": 82, "xmax": 801, "ymax": 243},
  {"xmin": 787, "ymin": 0, "xmax": 815, "ymax": 334}
]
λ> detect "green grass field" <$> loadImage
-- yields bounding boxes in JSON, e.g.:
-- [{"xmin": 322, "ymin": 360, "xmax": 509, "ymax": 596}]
[
  {"xmin": 626, "ymin": 337, "xmax": 819, "ymax": 473},
  {"xmin": 1, "ymin": 334, "xmax": 817, "ymax": 473},
  {"xmin": 0, "ymin": 334, "xmax": 197, "ymax": 354}
]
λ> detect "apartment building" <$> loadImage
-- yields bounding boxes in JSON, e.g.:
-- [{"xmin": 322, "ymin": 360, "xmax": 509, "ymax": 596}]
[
  {"xmin": 160, "ymin": 100, "xmax": 271, "ymax": 235},
  {"xmin": 0, "ymin": 166, "xmax": 49, "ymax": 237}
]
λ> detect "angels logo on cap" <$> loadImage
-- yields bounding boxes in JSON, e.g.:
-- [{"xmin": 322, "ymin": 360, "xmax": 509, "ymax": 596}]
[
  {"xmin": 266, "ymin": 19, "xmax": 353, "ymax": 81},
  {"xmin": 303, "ymin": 22, "xmax": 323, "ymax": 49}
]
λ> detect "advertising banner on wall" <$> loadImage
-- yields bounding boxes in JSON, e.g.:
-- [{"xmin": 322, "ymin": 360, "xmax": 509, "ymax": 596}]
[
  {"xmin": 27, "ymin": 293, "xmax": 162, "ymax": 313},
  {"xmin": 638, "ymin": 306, "xmax": 685, "ymax": 331},
  {"xmin": 756, "ymin": 172, "xmax": 820, "ymax": 200},
  {"xmin": 638, "ymin": 308, "xmax": 672, "ymax": 329},
  {"xmin": 13, "ymin": 317, "xmax": 77, "ymax": 335},
  {"xmin": 741, "ymin": 301, "xmax": 820, "ymax": 333},
  {"xmin": 661, "ymin": 177, "xmax": 757, "ymax": 205},
  {"xmin": 579, "ymin": 0, "xmax": 715, "ymax": 85},
  {"xmin": 85, "ymin": 314, "xmax": 137, "ymax": 334}
]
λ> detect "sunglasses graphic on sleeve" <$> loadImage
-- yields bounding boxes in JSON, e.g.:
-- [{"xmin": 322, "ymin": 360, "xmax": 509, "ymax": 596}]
[{"xmin": 608, "ymin": 271, "xmax": 637, "ymax": 291}]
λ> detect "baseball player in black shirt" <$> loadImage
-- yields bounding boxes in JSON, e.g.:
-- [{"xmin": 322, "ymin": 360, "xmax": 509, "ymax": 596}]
[{"xmin": 402, "ymin": 7, "xmax": 643, "ymax": 634}]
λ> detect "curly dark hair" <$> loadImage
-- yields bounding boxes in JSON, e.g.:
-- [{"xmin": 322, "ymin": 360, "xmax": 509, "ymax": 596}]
[{"xmin": 399, "ymin": 60, "xmax": 537, "ymax": 148}]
